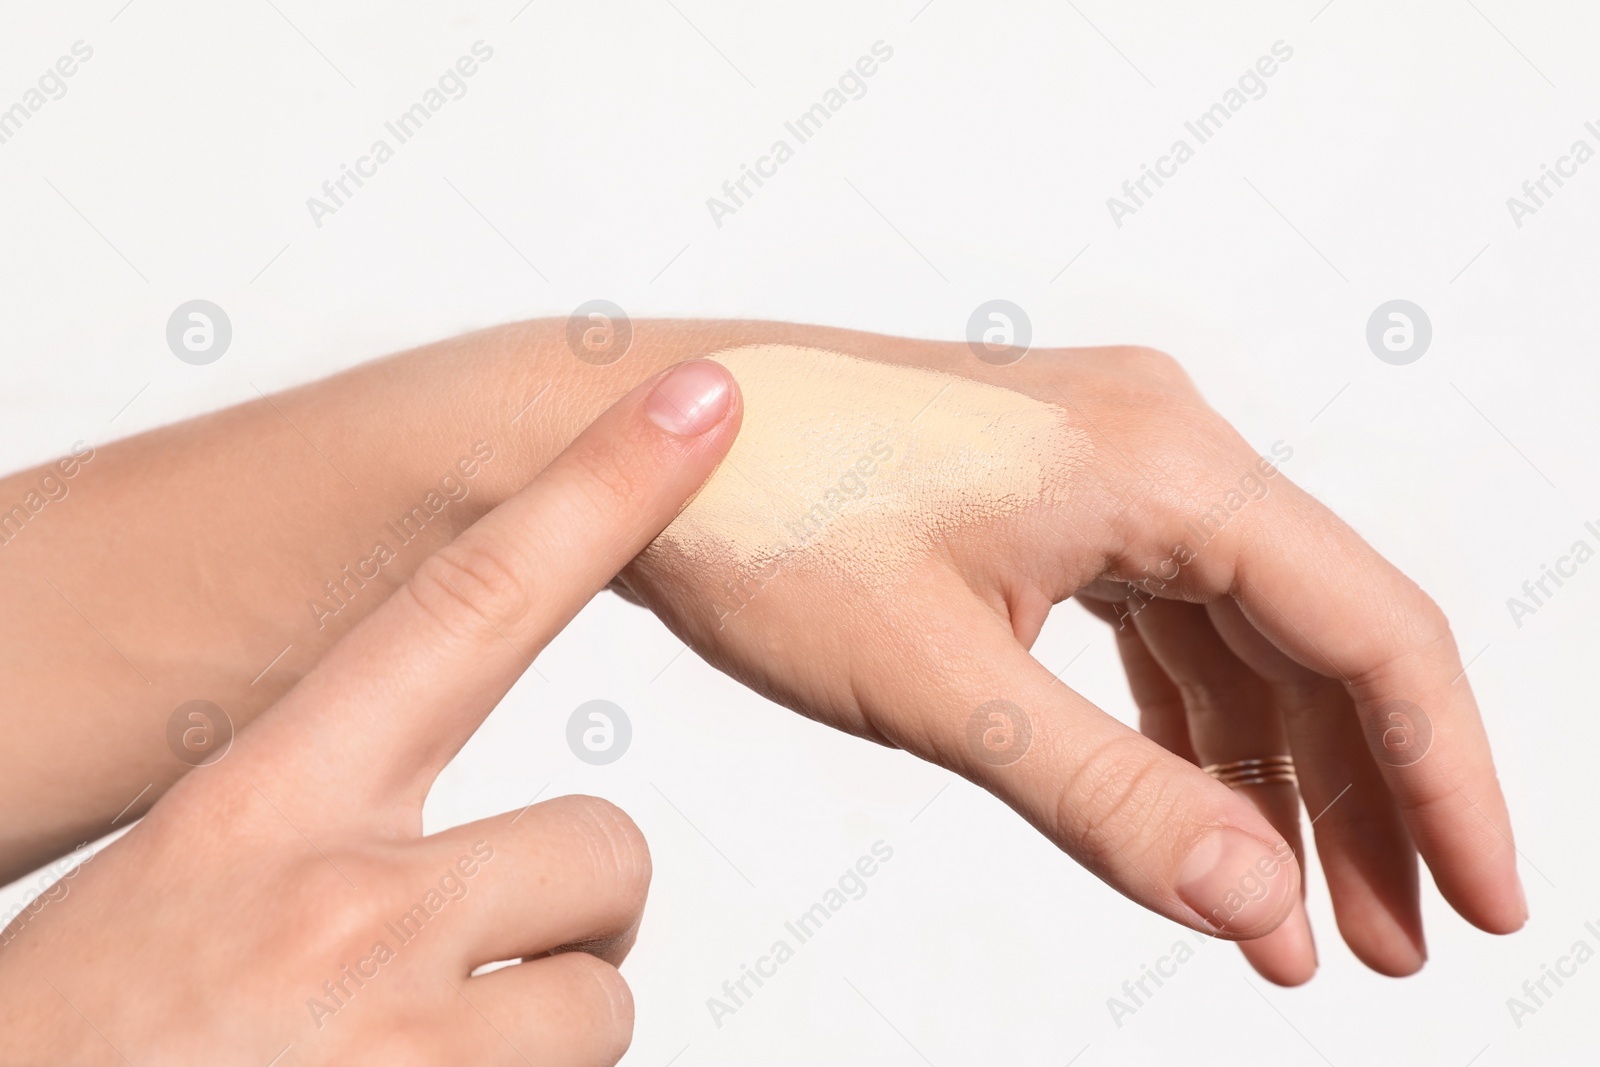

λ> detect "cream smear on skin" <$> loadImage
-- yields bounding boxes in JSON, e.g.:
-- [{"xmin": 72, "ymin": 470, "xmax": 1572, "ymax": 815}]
[{"xmin": 654, "ymin": 345, "xmax": 1091, "ymax": 585}]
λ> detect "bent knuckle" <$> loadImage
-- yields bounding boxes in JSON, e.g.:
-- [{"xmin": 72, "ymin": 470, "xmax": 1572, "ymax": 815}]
[
  {"xmin": 278, "ymin": 852, "xmax": 394, "ymax": 953},
  {"xmin": 1408, "ymin": 591, "xmax": 1456, "ymax": 652},
  {"xmin": 1119, "ymin": 346, "xmax": 1194, "ymax": 391},
  {"xmin": 1173, "ymin": 678, "xmax": 1245, "ymax": 713},
  {"xmin": 1057, "ymin": 737, "xmax": 1182, "ymax": 864},
  {"xmin": 1356, "ymin": 583, "xmax": 1460, "ymax": 688},
  {"xmin": 1115, "ymin": 405, "xmax": 1230, "ymax": 494},
  {"xmin": 406, "ymin": 535, "xmax": 538, "ymax": 643},
  {"xmin": 1172, "ymin": 678, "xmax": 1254, "ymax": 731}
]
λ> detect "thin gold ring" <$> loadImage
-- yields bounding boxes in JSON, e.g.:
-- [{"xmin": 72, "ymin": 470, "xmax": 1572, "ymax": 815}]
[{"xmin": 1202, "ymin": 755, "xmax": 1297, "ymax": 788}]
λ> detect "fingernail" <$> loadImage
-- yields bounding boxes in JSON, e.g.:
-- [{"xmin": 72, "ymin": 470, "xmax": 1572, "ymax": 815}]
[
  {"xmin": 645, "ymin": 360, "xmax": 733, "ymax": 437},
  {"xmin": 1176, "ymin": 828, "xmax": 1297, "ymax": 937},
  {"xmin": 1515, "ymin": 873, "xmax": 1530, "ymax": 922}
]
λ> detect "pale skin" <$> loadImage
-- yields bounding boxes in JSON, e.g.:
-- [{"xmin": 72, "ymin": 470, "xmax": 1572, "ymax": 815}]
[
  {"xmin": 0, "ymin": 320, "xmax": 1523, "ymax": 996},
  {"xmin": 0, "ymin": 359, "xmax": 744, "ymax": 1062}
]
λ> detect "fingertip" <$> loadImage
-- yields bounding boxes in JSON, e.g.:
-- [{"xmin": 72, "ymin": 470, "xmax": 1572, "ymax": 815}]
[
  {"xmin": 1234, "ymin": 889, "xmax": 1319, "ymax": 987},
  {"xmin": 1508, "ymin": 872, "xmax": 1531, "ymax": 931},
  {"xmin": 1478, "ymin": 906, "xmax": 1529, "ymax": 937},
  {"xmin": 1447, "ymin": 864, "xmax": 1528, "ymax": 936},
  {"xmin": 1361, "ymin": 941, "xmax": 1427, "ymax": 978},
  {"xmin": 1331, "ymin": 891, "xmax": 1428, "ymax": 976}
]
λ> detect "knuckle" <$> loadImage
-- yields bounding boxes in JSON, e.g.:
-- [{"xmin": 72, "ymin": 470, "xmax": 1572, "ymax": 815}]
[
  {"xmin": 1410, "ymin": 591, "xmax": 1455, "ymax": 650},
  {"xmin": 278, "ymin": 852, "xmax": 391, "ymax": 952},
  {"xmin": 1357, "ymin": 583, "xmax": 1459, "ymax": 685},
  {"xmin": 1057, "ymin": 737, "xmax": 1183, "ymax": 866},
  {"xmin": 1137, "ymin": 693, "xmax": 1190, "ymax": 735},
  {"xmin": 1153, "ymin": 405, "xmax": 1234, "ymax": 466},
  {"xmin": 1118, "ymin": 346, "xmax": 1194, "ymax": 391},
  {"xmin": 158, "ymin": 783, "xmax": 397, "ymax": 960},
  {"xmin": 1117, "ymin": 403, "xmax": 1229, "ymax": 489},
  {"xmin": 1172, "ymin": 677, "xmax": 1243, "ymax": 711},
  {"xmin": 406, "ymin": 534, "xmax": 537, "ymax": 643},
  {"xmin": 1172, "ymin": 678, "xmax": 1255, "ymax": 731}
]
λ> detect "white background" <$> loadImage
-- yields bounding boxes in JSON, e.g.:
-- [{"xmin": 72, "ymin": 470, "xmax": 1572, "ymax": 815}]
[{"xmin": 3, "ymin": 1, "xmax": 1598, "ymax": 1064}]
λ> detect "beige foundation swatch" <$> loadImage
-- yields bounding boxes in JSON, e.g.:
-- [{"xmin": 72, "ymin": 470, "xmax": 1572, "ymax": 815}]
[{"xmin": 653, "ymin": 345, "xmax": 1091, "ymax": 585}]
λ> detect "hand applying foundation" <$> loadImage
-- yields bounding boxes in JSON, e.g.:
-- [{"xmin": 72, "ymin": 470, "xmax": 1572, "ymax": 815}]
[
  {"xmin": 0, "ymin": 318, "xmax": 1519, "ymax": 994},
  {"xmin": 0, "ymin": 361, "xmax": 740, "ymax": 1063},
  {"xmin": 618, "ymin": 337, "xmax": 1525, "ymax": 987}
]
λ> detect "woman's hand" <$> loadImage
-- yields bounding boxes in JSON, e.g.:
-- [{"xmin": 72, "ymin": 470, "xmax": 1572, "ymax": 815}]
[
  {"xmin": 619, "ymin": 337, "xmax": 1524, "ymax": 986},
  {"xmin": 0, "ymin": 360, "xmax": 741, "ymax": 1064},
  {"xmin": 0, "ymin": 316, "xmax": 1520, "ymax": 991}
]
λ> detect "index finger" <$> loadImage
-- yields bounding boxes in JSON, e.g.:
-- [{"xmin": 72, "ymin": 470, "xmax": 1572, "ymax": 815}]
[
  {"xmin": 242, "ymin": 360, "xmax": 741, "ymax": 813},
  {"xmin": 1224, "ymin": 485, "xmax": 1526, "ymax": 935}
]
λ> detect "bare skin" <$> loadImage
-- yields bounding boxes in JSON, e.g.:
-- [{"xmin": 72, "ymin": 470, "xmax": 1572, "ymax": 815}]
[
  {"xmin": 0, "ymin": 320, "xmax": 1524, "ymax": 988},
  {"xmin": 0, "ymin": 359, "xmax": 743, "ymax": 1063}
]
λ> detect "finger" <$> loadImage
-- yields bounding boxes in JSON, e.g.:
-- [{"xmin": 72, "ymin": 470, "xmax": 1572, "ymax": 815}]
[
  {"xmin": 246, "ymin": 360, "xmax": 740, "ymax": 809},
  {"xmin": 413, "ymin": 795, "xmax": 649, "ymax": 971},
  {"xmin": 1131, "ymin": 599, "xmax": 1316, "ymax": 986},
  {"xmin": 1077, "ymin": 595, "xmax": 1198, "ymax": 763},
  {"xmin": 861, "ymin": 574, "xmax": 1299, "ymax": 939},
  {"xmin": 1228, "ymin": 490, "xmax": 1525, "ymax": 933},
  {"xmin": 455, "ymin": 951, "xmax": 633, "ymax": 1067},
  {"xmin": 1208, "ymin": 597, "xmax": 1425, "ymax": 976}
]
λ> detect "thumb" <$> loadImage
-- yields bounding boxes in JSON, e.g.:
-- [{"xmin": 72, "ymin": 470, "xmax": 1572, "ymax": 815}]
[
  {"xmin": 862, "ymin": 582, "xmax": 1299, "ymax": 940},
  {"xmin": 241, "ymin": 359, "xmax": 742, "ymax": 814}
]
